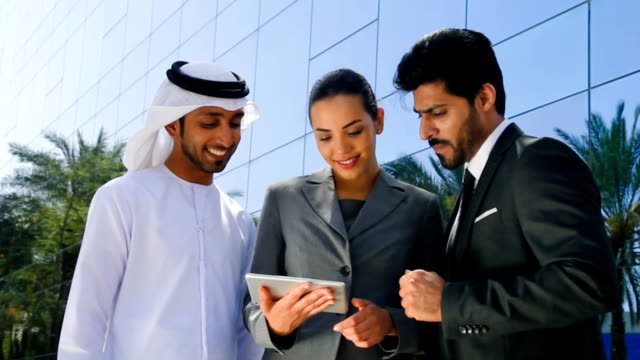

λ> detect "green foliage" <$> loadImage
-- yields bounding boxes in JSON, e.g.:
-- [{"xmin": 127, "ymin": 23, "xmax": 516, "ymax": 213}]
[
  {"xmin": 556, "ymin": 101, "xmax": 640, "ymax": 360},
  {"xmin": 0, "ymin": 129, "xmax": 125, "ymax": 359},
  {"xmin": 383, "ymin": 154, "xmax": 462, "ymax": 222}
]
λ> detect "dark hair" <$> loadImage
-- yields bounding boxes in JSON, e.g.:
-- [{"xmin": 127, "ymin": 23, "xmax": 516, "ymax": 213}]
[
  {"xmin": 394, "ymin": 28, "xmax": 506, "ymax": 116},
  {"xmin": 178, "ymin": 116, "xmax": 185, "ymax": 136},
  {"xmin": 308, "ymin": 69, "xmax": 378, "ymax": 121}
]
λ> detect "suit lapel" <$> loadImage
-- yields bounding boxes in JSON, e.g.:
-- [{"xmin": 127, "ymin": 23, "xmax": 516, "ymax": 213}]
[
  {"xmin": 348, "ymin": 170, "xmax": 407, "ymax": 239},
  {"xmin": 302, "ymin": 166, "xmax": 349, "ymax": 241},
  {"xmin": 451, "ymin": 123, "xmax": 523, "ymax": 264}
]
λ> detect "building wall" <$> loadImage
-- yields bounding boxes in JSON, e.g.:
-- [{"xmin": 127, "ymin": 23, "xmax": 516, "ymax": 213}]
[
  {"xmin": 0, "ymin": 0, "xmax": 639, "ymax": 357},
  {"xmin": 1, "ymin": 0, "xmax": 639, "ymax": 214}
]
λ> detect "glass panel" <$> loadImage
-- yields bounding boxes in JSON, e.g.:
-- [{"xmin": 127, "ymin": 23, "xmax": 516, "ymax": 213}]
[
  {"xmin": 214, "ymin": 0, "xmax": 259, "ymax": 58},
  {"xmin": 49, "ymin": 104, "xmax": 77, "ymax": 138},
  {"xmin": 310, "ymin": 0, "xmax": 377, "ymax": 57},
  {"xmin": 76, "ymin": 85, "xmax": 99, "ymax": 128},
  {"xmin": 494, "ymin": 5, "xmax": 587, "ymax": 118},
  {"xmin": 149, "ymin": 11, "xmax": 181, "ymax": 69},
  {"xmin": 215, "ymin": 164, "xmax": 249, "ymax": 208},
  {"xmin": 99, "ymin": 19, "xmax": 126, "ymax": 78},
  {"xmin": 180, "ymin": 0, "xmax": 217, "ymax": 42},
  {"xmin": 308, "ymin": 22, "xmax": 378, "ymax": 118},
  {"xmin": 46, "ymin": 48, "xmax": 64, "ymax": 94},
  {"xmin": 376, "ymin": 0, "xmax": 465, "ymax": 98},
  {"xmin": 215, "ymin": 33, "xmax": 257, "ymax": 94},
  {"xmin": 124, "ymin": 0, "xmax": 153, "ymax": 55},
  {"xmin": 178, "ymin": 21, "xmax": 216, "ymax": 61},
  {"xmin": 247, "ymin": 138, "xmax": 304, "ymax": 212},
  {"xmin": 121, "ymin": 39, "xmax": 150, "ymax": 91},
  {"xmin": 77, "ymin": 116, "xmax": 98, "ymax": 143},
  {"xmin": 79, "ymin": 7, "xmax": 104, "ymax": 95},
  {"xmin": 591, "ymin": 72, "xmax": 640, "ymax": 125},
  {"xmin": 144, "ymin": 51, "xmax": 180, "ymax": 108},
  {"xmin": 591, "ymin": 0, "xmax": 640, "ymax": 85},
  {"xmin": 376, "ymin": 92, "xmax": 429, "ymax": 164},
  {"xmin": 250, "ymin": 0, "xmax": 311, "ymax": 158},
  {"xmin": 259, "ymin": 0, "xmax": 296, "ymax": 25},
  {"xmin": 152, "ymin": 0, "xmax": 182, "ymax": 31},
  {"xmin": 118, "ymin": 77, "xmax": 147, "ymax": 128},
  {"xmin": 116, "ymin": 113, "xmax": 145, "ymax": 143},
  {"xmin": 103, "ymin": 0, "xmax": 127, "ymax": 35},
  {"xmin": 44, "ymin": 83, "xmax": 62, "ymax": 129},
  {"xmin": 513, "ymin": 92, "xmax": 588, "ymax": 141},
  {"xmin": 218, "ymin": 0, "xmax": 236, "ymax": 13},
  {"xmin": 96, "ymin": 99, "xmax": 120, "ymax": 139},
  {"xmin": 97, "ymin": 63, "xmax": 123, "ymax": 112},
  {"xmin": 60, "ymin": 28, "xmax": 84, "ymax": 111},
  {"xmin": 468, "ymin": 0, "xmax": 583, "ymax": 43}
]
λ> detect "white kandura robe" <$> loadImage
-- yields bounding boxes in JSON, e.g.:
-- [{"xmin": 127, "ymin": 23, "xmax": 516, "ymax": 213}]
[{"xmin": 58, "ymin": 165, "xmax": 264, "ymax": 360}]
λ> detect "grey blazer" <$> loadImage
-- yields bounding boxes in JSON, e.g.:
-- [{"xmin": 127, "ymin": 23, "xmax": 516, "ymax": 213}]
[{"xmin": 243, "ymin": 167, "xmax": 444, "ymax": 360}]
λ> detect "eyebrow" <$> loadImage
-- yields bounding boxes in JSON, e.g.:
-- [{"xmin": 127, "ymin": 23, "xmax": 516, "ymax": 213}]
[
  {"xmin": 202, "ymin": 111, "xmax": 245, "ymax": 119},
  {"xmin": 413, "ymin": 104, "xmax": 446, "ymax": 114},
  {"xmin": 314, "ymin": 119, "xmax": 363, "ymax": 132}
]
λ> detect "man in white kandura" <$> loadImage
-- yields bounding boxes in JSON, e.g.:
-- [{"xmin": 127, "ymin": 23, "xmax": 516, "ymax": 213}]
[{"xmin": 58, "ymin": 61, "xmax": 264, "ymax": 360}]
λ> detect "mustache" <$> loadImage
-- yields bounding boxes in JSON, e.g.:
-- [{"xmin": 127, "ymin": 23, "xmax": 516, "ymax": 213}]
[{"xmin": 428, "ymin": 138, "xmax": 452, "ymax": 148}]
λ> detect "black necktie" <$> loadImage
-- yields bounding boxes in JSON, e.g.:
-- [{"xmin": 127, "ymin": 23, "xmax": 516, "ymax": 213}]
[
  {"xmin": 449, "ymin": 169, "xmax": 476, "ymax": 251},
  {"xmin": 458, "ymin": 169, "xmax": 476, "ymax": 225}
]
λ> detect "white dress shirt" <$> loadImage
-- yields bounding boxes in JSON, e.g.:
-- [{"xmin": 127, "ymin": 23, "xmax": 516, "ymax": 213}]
[{"xmin": 447, "ymin": 120, "xmax": 512, "ymax": 250}]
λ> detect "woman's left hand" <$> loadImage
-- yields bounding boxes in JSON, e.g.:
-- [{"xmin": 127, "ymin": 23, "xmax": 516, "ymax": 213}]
[{"xmin": 333, "ymin": 298, "xmax": 397, "ymax": 348}]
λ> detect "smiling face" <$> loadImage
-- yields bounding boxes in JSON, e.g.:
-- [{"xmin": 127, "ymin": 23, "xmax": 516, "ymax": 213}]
[
  {"xmin": 310, "ymin": 94, "xmax": 383, "ymax": 183},
  {"xmin": 165, "ymin": 105, "xmax": 243, "ymax": 184},
  {"xmin": 413, "ymin": 80, "xmax": 486, "ymax": 170}
]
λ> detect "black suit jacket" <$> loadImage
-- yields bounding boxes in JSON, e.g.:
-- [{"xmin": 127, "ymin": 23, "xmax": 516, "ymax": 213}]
[{"xmin": 438, "ymin": 124, "xmax": 618, "ymax": 360}]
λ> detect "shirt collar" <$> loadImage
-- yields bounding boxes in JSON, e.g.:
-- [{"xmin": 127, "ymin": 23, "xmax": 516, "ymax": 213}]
[{"xmin": 465, "ymin": 119, "xmax": 512, "ymax": 184}]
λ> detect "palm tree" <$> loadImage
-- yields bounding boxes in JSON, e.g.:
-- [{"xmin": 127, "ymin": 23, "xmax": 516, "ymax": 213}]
[
  {"xmin": 555, "ymin": 101, "xmax": 640, "ymax": 360},
  {"xmin": 2, "ymin": 128, "xmax": 126, "ymax": 357},
  {"xmin": 383, "ymin": 153, "xmax": 462, "ymax": 223}
]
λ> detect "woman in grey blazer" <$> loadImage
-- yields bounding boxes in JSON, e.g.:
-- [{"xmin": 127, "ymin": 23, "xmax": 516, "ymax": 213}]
[{"xmin": 243, "ymin": 69, "xmax": 444, "ymax": 359}]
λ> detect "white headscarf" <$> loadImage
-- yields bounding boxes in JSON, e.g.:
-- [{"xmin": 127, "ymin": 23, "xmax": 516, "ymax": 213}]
[{"xmin": 122, "ymin": 62, "xmax": 259, "ymax": 172}]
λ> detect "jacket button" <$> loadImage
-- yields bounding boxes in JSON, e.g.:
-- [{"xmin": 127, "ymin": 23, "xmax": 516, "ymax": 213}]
[
  {"xmin": 471, "ymin": 325, "xmax": 480, "ymax": 335},
  {"xmin": 481, "ymin": 326, "xmax": 488, "ymax": 334},
  {"xmin": 458, "ymin": 326, "xmax": 467, "ymax": 335},
  {"xmin": 339, "ymin": 266, "xmax": 351, "ymax": 276}
]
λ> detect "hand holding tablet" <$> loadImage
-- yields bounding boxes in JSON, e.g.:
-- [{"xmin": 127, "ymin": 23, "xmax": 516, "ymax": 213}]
[{"xmin": 245, "ymin": 273, "xmax": 348, "ymax": 314}]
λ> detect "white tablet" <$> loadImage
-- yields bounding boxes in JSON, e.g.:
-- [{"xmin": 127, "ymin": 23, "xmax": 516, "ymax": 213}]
[{"xmin": 245, "ymin": 273, "xmax": 348, "ymax": 314}]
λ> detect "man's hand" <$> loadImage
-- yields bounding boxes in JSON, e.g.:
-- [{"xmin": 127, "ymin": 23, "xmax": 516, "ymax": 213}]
[
  {"xmin": 333, "ymin": 298, "xmax": 397, "ymax": 348},
  {"xmin": 399, "ymin": 270, "xmax": 445, "ymax": 322},
  {"xmin": 259, "ymin": 283, "xmax": 335, "ymax": 336}
]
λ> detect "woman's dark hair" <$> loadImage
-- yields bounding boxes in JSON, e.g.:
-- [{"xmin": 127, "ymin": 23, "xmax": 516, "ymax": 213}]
[
  {"xmin": 394, "ymin": 28, "xmax": 506, "ymax": 116},
  {"xmin": 308, "ymin": 69, "xmax": 378, "ymax": 121}
]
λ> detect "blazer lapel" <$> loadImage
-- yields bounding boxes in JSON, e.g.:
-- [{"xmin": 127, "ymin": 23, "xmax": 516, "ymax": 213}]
[
  {"xmin": 452, "ymin": 123, "xmax": 523, "ymax": 264},
  {"xmin": 302, "ymin": 166, "xmax": 349, "ymax": 241},
  {"xmin": 348, "ymin": 170, "xmax": 407, "ymax": 239}
]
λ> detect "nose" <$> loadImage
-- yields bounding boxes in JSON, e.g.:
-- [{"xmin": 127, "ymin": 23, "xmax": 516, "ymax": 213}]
[
  {"xmin": 216, "ymin": 123, "xmax": 235, "ymax": 148},
  {"xmin": 335, "ymin": 135, "xmax": 353, "ymax": 155},
  {"xmin": 419, "ymin": 116, "xmax": 436, "ymax": 141}
]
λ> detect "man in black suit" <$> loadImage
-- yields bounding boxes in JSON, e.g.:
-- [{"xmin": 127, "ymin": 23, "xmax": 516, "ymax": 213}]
[{"xmin": 395, "ymin": 28, "xmax": 618, "ymax": 360}]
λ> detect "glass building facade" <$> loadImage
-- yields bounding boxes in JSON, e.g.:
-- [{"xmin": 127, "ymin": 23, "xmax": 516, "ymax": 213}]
[{"xmin": 0, "ymin": 0, "xmax": 639, "ymax": 358}]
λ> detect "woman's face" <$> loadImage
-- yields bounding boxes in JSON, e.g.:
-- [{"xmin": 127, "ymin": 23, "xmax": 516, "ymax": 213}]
[{"xmin": 310, "ymin": 94, "xmax": 383, "ymax": 182}]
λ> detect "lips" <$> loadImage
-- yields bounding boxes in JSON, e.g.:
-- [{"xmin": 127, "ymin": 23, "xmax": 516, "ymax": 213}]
[{"xmin": 335, "ymin": 155, "xmax": 359, "ymax": 169}]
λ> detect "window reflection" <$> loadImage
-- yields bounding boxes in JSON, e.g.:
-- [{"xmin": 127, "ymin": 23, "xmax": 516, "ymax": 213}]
[
  {"xmin": 247, "ymin": 139, "xmax": 304, "ymax": 212},
  {"xmin": 494, "ymin": 5, "xmax": 587, "ymax": 118},
  {"xmin": 251, "ymin": 0, "xmax": 311, "ymax": 158}
]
